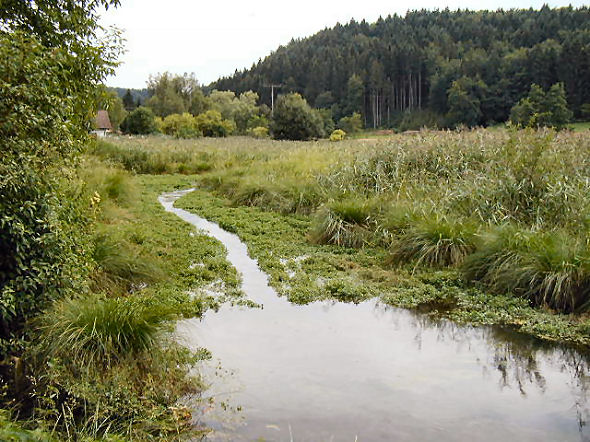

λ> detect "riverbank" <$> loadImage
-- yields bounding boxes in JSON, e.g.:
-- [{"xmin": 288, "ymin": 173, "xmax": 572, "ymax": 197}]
[
  {"xmin": 174, "ymin": 187, "xmax": 590, "ymax": 347},
  {"xmin": 96, "ymin": 129, "xmax": 590, "ymax": 348}
]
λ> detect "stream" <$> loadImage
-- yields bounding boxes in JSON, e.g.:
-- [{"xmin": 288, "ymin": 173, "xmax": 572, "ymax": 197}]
[{"xmin": 160, "ymin": 189, "xmax": 590, "ymax": 442}]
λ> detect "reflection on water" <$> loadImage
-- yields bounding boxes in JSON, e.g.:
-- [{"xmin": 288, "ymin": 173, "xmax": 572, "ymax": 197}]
[{"xmin": 160, "ymin": 190, "xmax": 590, "ymax": 442}]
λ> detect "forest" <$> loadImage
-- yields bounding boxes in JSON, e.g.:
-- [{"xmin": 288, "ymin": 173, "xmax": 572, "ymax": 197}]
[{"xmin": 213, "ymin": 7, "xmax": 590, "ymax": 129}]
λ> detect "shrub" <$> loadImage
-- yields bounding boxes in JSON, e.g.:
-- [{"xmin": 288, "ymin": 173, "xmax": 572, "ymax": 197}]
[
  {"xmin": 249, "ymin": 126, "xmax": 269, "ymax": 138},
  {"xmin": 398, "ymin": 110, "xmax": 441, "ymax": 131},
  {"xmin": 161, "ymin": 112, "xmax": 201, "ymax": 138},
  {"xmin": 510, "ymin": 83, "xmax": 573, "ymax": 130},
  {"xmin": 91, "ymin": 233, "xmax": 165, "ymax": 294},
  {"xmin": 38, "ymin": 295, "xmax": 173, "ymax": 367},
  {"xmin": 338, "ymin": 112, "xmax": 363, "ymax": 133},
  {"xmin": 330, "ymin": 129, "xmax": 346, "ymax": 141},
  {"xmin": 309, "ymin": 199, "xmax": 376, "ymax": 248},
  {"xmin": 0, "ymin": 32, "xmax": 97, "ymax": 352},
  {"xmin": 270, "ymin": 93, "xmax": 324, "ymax": 140},
  {"xmin": 195, "ymin": 110, "xmax": 235, "ymax": 137},
  {"xmin": 120, "ymin": 106, "xmax": 158, "ymax": 135}
]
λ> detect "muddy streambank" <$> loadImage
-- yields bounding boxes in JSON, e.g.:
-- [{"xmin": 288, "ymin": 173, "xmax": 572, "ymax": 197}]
[{"xmin": 160, "ymin": 189, "xmax": 590, "ymax": 442}]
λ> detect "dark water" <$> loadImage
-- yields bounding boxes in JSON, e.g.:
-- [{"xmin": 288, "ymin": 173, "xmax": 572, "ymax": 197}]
[{"xmin": 160, "ymin": 190, "xmax": 590, "ymax": 442}]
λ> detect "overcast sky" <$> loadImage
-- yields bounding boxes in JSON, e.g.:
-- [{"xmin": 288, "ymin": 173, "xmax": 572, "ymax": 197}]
[{"xmin": 99, "ymin": 0, "xmax": 586, "ymax": 89}]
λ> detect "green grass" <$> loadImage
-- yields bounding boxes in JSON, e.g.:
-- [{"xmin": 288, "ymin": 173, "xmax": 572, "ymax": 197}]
[
  {"xmin": 570, "ymin": 121, "xmax": 590, "ymax": 132},
  {"xmin": 18, "ymin": 169, "xmax": 245, "ymax": 440},
  {"xmin": 38, "ymin": 295, "xmax": 173, "ymax": 368}
]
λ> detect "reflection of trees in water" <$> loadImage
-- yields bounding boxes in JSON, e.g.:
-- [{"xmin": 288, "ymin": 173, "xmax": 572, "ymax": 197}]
[{"xmin": 381, "ymin": 300, "xmax": 590, "ymax": 438}]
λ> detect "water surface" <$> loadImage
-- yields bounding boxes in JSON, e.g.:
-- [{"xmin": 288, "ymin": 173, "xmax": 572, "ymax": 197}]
[{"xmin": 160, "ymin": 190, "xmax": 590, "ymax": 442}]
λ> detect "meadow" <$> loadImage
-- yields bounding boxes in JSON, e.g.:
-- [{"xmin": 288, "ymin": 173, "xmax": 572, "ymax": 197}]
[{"xmin": 96, "ymin": 129, "xmax": 590, "ymax": 346}]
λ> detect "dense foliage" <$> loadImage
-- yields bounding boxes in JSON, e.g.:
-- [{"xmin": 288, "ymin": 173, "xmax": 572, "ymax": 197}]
[
  {"xmin": 120, "ymin": 106, "xmax": 158, "ymax": 134},
  {"xmin": 510, "ymin": 82, "xmax": 573, "ymax": 129},
  {"xmin": 0, "ymin": 2, "xmax": 120, "ymax": 355},
  {"xmin": 213, "ymin": 7, "xmax": 589, "ymax": 128},
  {"xmin": 270, "ymin": 93, "xmax": 324, "ymax": 140},
  {"xmin": 0, "ymin": 2, "xmax": 214, "ymax": 439}
]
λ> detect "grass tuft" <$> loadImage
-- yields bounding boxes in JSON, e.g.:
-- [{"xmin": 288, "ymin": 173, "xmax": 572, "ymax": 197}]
[
  {"xmin": 38, "ymin": 295, "xmax": 175, "ymax": 368},
  {"xmin": 390, "ymin": 214, "xmax": 477, "ymax": 267},
  {"xmin": 462, "ymin": 225, "xmax": 590, "ymax": 312},
  {"xmin": 91, "ymin": 232, "xmax": 166, "ymax": 294},
  {"xmin": 309, "ymin": 199, "xmax": 376, "ymax": 247}
]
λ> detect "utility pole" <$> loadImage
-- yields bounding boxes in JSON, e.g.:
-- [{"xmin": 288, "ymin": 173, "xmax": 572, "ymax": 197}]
[{"xmin": 264, "ymin": 84, "xmax": 282, "ymax": 113}]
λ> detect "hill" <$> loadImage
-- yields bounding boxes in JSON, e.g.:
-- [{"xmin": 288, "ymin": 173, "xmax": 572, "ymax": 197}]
[{"xmin": 211, "ymin": 7, "xmax": 590, "ymax": 128}]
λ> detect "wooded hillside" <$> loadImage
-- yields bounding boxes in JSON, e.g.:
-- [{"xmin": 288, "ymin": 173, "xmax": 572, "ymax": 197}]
[{"xmin": 212, "ymin": 7, "xmax": 590, "ymax": 128}]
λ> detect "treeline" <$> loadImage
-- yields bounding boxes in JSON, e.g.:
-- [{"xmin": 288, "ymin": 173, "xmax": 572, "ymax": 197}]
[{"xmin": 212, "ymin": 7, "xmax": 590, "ymax": 129}]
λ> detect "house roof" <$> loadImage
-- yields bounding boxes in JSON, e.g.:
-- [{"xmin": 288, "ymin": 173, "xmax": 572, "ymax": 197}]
[{"xmin": 94, "ymin": 110, "xmax": 112, "ymax": 130}]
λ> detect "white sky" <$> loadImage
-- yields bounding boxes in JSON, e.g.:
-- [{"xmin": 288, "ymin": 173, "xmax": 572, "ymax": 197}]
[{"xmin": 100, "ymin": 0, "xmax": 587, "ymax": 89}]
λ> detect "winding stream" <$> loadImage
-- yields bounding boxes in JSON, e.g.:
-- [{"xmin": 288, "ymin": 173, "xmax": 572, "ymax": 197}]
[{"xmin": 160, "ymin": 189, "xmax": 590, "ymax": 442}]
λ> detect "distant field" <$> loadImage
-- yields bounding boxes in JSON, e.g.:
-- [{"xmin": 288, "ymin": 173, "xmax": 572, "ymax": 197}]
[{"xmin": 571, "ymin": 121, "xmax": 590, "ymax": 132}]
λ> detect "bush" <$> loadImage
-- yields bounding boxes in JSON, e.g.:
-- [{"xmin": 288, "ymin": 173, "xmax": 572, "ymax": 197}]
[
  {"xmin": 0, "ymin": 32, "xmax": 94, "ymax": 353},
  {"xmin": 91, "ymin": 233, "xmax": 165, "ymax": 294},
  {"xmin": 249, "ymin": 126, "xmax": 269, "ymax": 138},
  {"xmin": 38, "ymin": 295, "xmax": 173, "ymax": 367},
  {"xmin": 510, "ymin": 83, "xmax": 573, "ymax": 130},
  {"xmin": 270, "ymin": 93, "xmax": 324, "ymax": 140},
  {"xmin": 330, "ymin": 129, "xmax": 346, "ymax": 141},
  {"xmin": 195, "ymin": 110, "xmax": 235, "ymax": 137},
  {"xmin": 120, "ymin": 106, "xmax": 158, "ymax": 135},
  {"xmin": 161, "ymin": 112, "xmax": 201, "ymax": 138},
  {"xmin": 398, "ymin": 110, "xmax": 441, "ymax": 131},
  {"xmin": 338, "ymin": 112, "xmax": 363, "ymax": 133}
]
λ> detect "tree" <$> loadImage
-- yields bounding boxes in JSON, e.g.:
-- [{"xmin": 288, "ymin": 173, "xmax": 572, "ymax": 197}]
[
  {"xmin": 195, "ymin": 110, "xmax": 235, "ymax": 137},
  {"xmin": 338, "ymin": 112, "xmax": 363, "ymax": 133},
  {"xmin": 445, "ymin": 76, "xmax": 488, "ymax": 127},
  {"xmin": 122, "ymin": 88, "xmax": 135, "ymax": 110},
  {"xmin": 120, "ymin": 107, "xmax": 158, "ymax": 134},
  {"xmin": 209, "ymin": 90, "xmax": 237, "ymax": 120},
  {"xmin": 146, "ymin": 72, "xmax": 207, "ymax": 117},
  {"xmin": 0, "ymin": 1, "xmax": 120, "ymax": 351},
  {"xmin": 270, "ymin": 93, "xmax": 324, "ymax": 140},
  {"xmin": 510, "ymin": 83, "xmax": 572, "ymax": 129},
  {"xmin": 344, "ymin": 74, "xmax": 364, "ymax": 117},
  {"xmin": 161, "ymin": 113, "xmax": 201, "ymax": 138}
]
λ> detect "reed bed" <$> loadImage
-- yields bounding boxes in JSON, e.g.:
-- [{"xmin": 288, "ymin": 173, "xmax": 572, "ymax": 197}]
[{"xmin": 103, "ymin": 128, "xmax": 590, "ymax": 312}]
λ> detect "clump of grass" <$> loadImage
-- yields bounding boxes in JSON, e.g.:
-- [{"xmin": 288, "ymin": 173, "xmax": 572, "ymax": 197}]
[
  {"xmin": 38, "ymin": 295, "xmax": 174, "ymax": 368},
  {"xmin": 390, "ymin": 214, "xmax": 477, "ymax": 267},
  {"xmin": 91, "ymin": 233, "xmax": 166, "ymax": 293},
  {"xmin": 309, "ymin": 199, "xmax": 377, "ymax": 248},
  {"xmin": 81, "ymin": 162, "xmax": 138, "ymax": 207},
  {"xmin": 462, "ymin": 225, "xmax": 590, "ymax": 313},
  {"xmin": 375, "ymin": 202, "xmax": 420, "ymax": 245}
]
